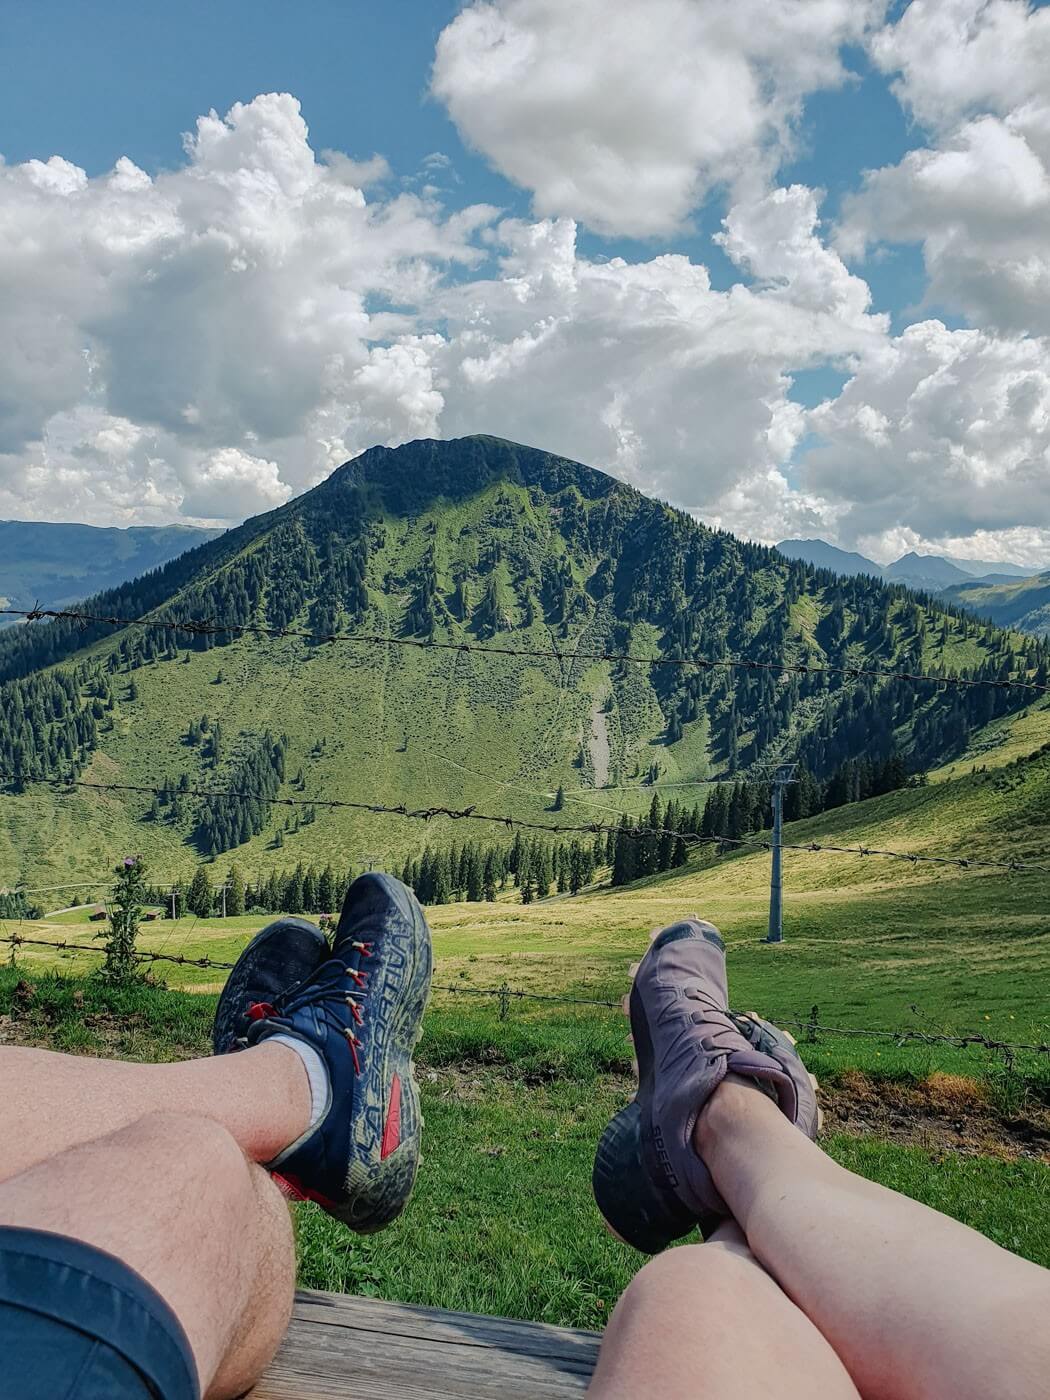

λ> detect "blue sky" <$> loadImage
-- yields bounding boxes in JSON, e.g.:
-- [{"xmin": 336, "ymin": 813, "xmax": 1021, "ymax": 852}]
[
  {"xmin": 1, "ymin": 2, "xmax": 511, "ymax": 204},
  {"xmin": 0, "ymin": 1, "xmax": 1048, "ymax": 566},
  {"xmin": 2, "ymin": 0, "xmax": 916, "ymax": 323}
]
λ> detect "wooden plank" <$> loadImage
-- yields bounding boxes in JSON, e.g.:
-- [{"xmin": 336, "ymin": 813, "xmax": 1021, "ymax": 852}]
[{"xmin": 251, "ymin": 1290, "xmax": 601, "ymax": 1400}]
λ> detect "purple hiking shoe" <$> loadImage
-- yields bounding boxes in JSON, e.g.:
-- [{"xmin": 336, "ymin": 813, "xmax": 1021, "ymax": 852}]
[{"xmin": 592, "ymin": 918, "xmax": 820, "ymax": 1254}]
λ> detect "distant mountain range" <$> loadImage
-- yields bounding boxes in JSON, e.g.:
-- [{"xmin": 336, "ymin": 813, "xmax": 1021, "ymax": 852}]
[
  {"xmin": 777, "ymin": 539, "xmax": 1036, "ymax": 592},
  {"xmin": 0, "ymin": 520, "xmax": 224, "ymax": 624},
  {"xmin": 942, "ymin": 572, "xmax": 1050, "ymax": 638}
]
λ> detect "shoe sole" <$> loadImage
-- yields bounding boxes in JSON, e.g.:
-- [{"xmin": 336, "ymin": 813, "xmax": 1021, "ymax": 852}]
[{"xmin": 335, "ymin": 875, "xmax": 433, "ymax": 1233}]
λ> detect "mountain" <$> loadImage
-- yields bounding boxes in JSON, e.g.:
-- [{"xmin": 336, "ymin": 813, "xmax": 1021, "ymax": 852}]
[
  {"xmin": 946, "ymin": 556, "xmax": 1034, "ymax": 579},
  {"xmin": 0, "ymin": 520, "xmax": 224, "ymax": 624},
  {"xmin": 882, "ymin": 552, "xmax": 973, "ymax": 591},
  {"xmin": 777, "ymin": 540, "xmax": 1040, "ymax": 595},
  {"xmin": 0, "ymin": 434, "xmax": 1044, "ymax": 888},
  {"xmin": 944, "ymin": 572, "xmax": 1050, "ymax": 638},
  {"xmin": 775, "ymin": 539, "xmax": 883, "ymax": 579}
]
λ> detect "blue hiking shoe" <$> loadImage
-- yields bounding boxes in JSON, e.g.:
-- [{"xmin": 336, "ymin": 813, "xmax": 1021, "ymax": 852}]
[
  {"xmin": 212, "ymin": 916, "xmax": 328, "ymax": 1056},
  {"xmin": 244, "ymin": 872, "xmax": 433, "ymax": 1233}
]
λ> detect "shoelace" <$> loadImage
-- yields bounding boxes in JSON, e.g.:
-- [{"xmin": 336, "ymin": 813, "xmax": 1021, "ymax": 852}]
[
  {"xmin": 684, "ymin": 988, "xmax": 754, "ymax": 1054},
  {"xmin": 248, "ymin": 939, "xmax": 375, "ymax": 1074}
]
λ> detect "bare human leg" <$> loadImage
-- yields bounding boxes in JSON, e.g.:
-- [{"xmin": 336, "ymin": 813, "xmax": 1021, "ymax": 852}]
[
  {"xmin": 697, "ymin": 1076, "xmax": 1050, "ymax": 1400},
  {"xmin": 0, "ymin": 1041, "xmax": 311, "ymax": 1182},
  {"xmin": 587, "ymin": 1220, "xmax": 860, "ymax": 1399},
  {"xmin": 0, "ymin": 1110, "xmax": 295, "ymax": 1400}
]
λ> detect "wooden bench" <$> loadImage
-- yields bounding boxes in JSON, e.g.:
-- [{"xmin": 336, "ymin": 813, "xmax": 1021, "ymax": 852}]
[{"xmin": 251, "ymin": 1289, "xmax": 601, "ymax": 1399}]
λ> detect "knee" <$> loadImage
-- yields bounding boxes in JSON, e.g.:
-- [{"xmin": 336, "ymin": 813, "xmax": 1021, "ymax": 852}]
[
  {"xmin": 633, "ymin": 1242, "xmax": 740, "ymax": 1287},
  {"xmin": 117, "ymin": 1112, "xmax": 248, "ymax": 1183},
  {"xmin": 622, "ymin": 1243, "xmax": 758, "ymax": 1319}
]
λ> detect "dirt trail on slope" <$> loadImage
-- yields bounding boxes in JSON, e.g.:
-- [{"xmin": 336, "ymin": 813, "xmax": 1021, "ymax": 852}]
[{"xmin": 588, "ymin": 692, "xmax": 611, "ymax": 789}]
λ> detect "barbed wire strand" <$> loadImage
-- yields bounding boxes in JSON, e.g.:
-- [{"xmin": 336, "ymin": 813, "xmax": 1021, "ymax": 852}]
[
  {"xmin": 5, "ymin": 772, "xmax": 1049, "ymax": 874},
  {"xmin": 0, "ymin": 932, "xmax": 235, "ymax": 971},
  {"xmin": 4, "ymin": 605, "xmax": 1047, "ymax": 696},
  {"xmin": 2, "ymin": 932, "xmax": 1047, "ymax": 1056}
]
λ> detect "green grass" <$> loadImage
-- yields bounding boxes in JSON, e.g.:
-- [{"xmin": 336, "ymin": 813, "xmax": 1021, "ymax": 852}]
[
  {"xmin": 1, "ymin": 968, "xmax": 1046, "ymax": 1330},
  {"xmin": 11, "ymin": 737, "xmax": 1050, "ymax": 1056}
]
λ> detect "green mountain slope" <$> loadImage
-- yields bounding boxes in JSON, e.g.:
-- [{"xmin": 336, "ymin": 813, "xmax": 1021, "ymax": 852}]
[
  {"xmin": 945, "ymin": 572, "xmax": 1050, "ymax": 638},
  {"xmin": 0, "ymin": 520, "xmax": 223, "ymax": 623},
  {"xmin": 0, "ymin": 435, "xmax": 1046, "ymax": 889}
]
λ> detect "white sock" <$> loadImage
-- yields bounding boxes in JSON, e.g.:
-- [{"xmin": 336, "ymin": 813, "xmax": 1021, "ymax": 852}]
[{"xmin": 269, "ymin": 1034, "xmax": 329, "ymax": 1131}]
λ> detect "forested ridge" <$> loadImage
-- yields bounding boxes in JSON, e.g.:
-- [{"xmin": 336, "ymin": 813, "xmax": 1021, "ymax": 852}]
[{"xmin": 0, "ymin": 435, "xmax": 1045, "ymax": 870}]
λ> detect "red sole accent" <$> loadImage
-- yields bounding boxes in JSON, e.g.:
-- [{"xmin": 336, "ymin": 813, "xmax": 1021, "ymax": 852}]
[
  {"xmin": 381, "ymin": 1073, "xmax": 402, "ymax": 1160},
  {"xmin": 272, "ymin": 1171, "xmax": 339, "ymax": 1211}
]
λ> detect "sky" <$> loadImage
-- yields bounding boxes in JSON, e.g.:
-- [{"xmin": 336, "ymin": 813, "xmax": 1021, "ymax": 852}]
[{"xmin": 1, "ymin": 0, "xmax": 1049, "ymax": 567}]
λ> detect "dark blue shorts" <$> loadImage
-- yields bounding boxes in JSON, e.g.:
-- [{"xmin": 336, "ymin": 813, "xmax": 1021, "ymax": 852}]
[{"xmin": 0, "ymin": 1228, "xmax": 198, "ymax": 1400}]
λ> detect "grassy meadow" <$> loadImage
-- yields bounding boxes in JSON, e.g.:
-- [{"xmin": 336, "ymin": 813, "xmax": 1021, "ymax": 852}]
[
  {"xmin": 3, "ymin": 709, "xmax": 1049, "ymax": 1328},
  {"xmin": 4, "ymin": 716, "xmax": 1047, "ymax": 1327},
  {"xmin": 1, "ymin": 959, "xmax": 1046, "ymax": 1332}
]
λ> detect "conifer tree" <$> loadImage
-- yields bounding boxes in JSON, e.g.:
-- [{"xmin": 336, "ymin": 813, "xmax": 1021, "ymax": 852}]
[
  {"xmin": 282, "ymin": 864, "xmax": 305, "ymax": 914},
  {"xmin": 464, "ymin": 845, "xmax": 483, "ymax": 902},
  {"xmin": 612, "ymin": 814, "xmax": 637, "ymax": 887},
  {"xmin": 317, "ymin": 865, "xmax": 336, "ymax": 914},
  {"xmin": 302, "ymin": 867, "xmax": 317, "ymax": 913},
  {"xmin": 187, "ymin": 865, "xmax": 213, "ymax": 918},
  {"xmin": 226, "ymin": 864, "xmax": 246, "ymax": 917},
  {"xmin": 482, "ymin": 849, "xmax": 498, "ymax": 901},
  {"xmin": 432, "ymin": 851, "xmax": 451, "ymax": 905},
  {"xmin": 568, "ymin": 840, "xmax": 586, "ymax": 894}
]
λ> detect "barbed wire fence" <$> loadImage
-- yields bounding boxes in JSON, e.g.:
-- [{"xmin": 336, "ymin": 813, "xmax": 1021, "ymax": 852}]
[
  {"xmin": 2, "ymin": 931, "xmax": 1047, "ymax": 1063},
  {"xmin": 5, "ymin": 773, "xmax": 1050, "ymax": 874},
  {"xmin": 3, "ymin": 604, "xmax": 1049, "ymax": 695}
]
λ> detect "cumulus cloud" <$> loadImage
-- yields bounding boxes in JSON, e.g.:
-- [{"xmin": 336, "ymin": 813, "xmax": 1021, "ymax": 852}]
[
  {"xmin": 869, "ymin": 0, "xmax": 1050, "ymax": 132},
  {"xmin": 0, "ymin": 93, "xmax": 492, "ymax": 523},
  {"xmin": 431, "ymin": 0, "xmax": 882, "ymax": 237},
  {"xmin": 799, "ymin": 320, "xmax": 1050, "ymax": 562},
  {"xmin": 180, "ymin": 448, "xmax": 291, "ymax": 519},
  {"xmin": 1, "ymin": 88, "xmax": 1047, "ymax": 567},
  {"xmin": 430, "ymin": 188, "xmax": 885, "ymax": 516},
  {"xmin": 841, "ymin": 1, "xmax": 1050, "ymax": 334}
]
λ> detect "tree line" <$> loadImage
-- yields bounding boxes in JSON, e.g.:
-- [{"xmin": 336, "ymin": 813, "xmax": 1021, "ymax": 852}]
[{"xmin": 609, "ymin": 751, "xmax": 914, "ymax": 885}]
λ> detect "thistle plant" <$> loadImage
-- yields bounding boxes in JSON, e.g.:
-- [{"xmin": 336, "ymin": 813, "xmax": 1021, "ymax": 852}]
[{"xmin": 99, "ymin": 855, "xmax": 146, "ymax": 983}]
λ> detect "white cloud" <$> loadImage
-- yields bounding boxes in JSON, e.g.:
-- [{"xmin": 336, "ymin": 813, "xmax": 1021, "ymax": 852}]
[
  {"xmin": 839, "ymin": 102, "xmax": 1050, "ymax": 335},
  {"xmin": 431, "ymin": 0, "xmax": 882, "ymax": 237},
  {"xmin": 870, "ymin": 0, "xmax": 1050, "ymax": 132},
  {"xmin": 181, "ymin": 447, "xmax": 291, "ymax": 519},
  {"xmin": 432, "ymin": 189, "xmax": 885, "ymax": 512},
  {"xmin": 1, "ymin": 88, "xmax": 1047, "ymax": 569},
  {"xmin": 842, "ymin": 2, "xmax": 1050, "ymax": 335},
  {"xmin": 799, "ymin": 320, "xmax": 1050, "ymax": 561},
  {"xmin": 0, "ymin": 93, "xmax": 492, "ymax": 523}
]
